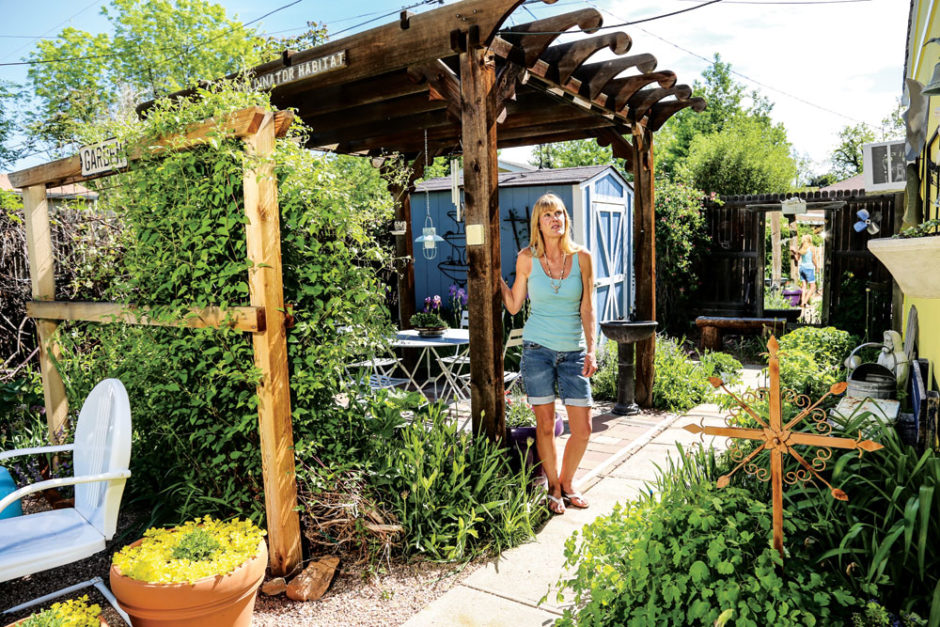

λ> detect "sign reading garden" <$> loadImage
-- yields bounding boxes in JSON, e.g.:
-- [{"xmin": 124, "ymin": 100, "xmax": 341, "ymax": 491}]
[
  {"xmin": 251, "ymin": 50, "xmax": 347, "ymax": 91},
  {"xmin": 80, "ymin": 138, "xmax": 128, "ymax": 177}
]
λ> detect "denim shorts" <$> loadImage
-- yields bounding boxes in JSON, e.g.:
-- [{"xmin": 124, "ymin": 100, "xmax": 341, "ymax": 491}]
[
  {"xmin": 799, "ymin": 265, "xmax": 816, "ymax": 283},
  {"xmin": 521, "ymin": 341, "xmax": 593, "ymax": 407}
]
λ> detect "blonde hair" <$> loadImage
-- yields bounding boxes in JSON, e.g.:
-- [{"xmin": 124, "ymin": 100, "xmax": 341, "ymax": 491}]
[
  {"xmin": 799, "ymin": 234, "xmax": 814, "ymax": 254},
  {"xmin": 528, "ymin": 193, "xmax": 581, "ymax": 258}
]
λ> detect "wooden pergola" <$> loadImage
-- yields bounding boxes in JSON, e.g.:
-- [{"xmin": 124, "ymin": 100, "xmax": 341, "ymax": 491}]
[
  {"xmin": 190, "ymin": 0, "xmax": 704, "ymax": 440},
  {"xmin": 13, "ymin": 0, "xmax": 703, "ymax": 576}
]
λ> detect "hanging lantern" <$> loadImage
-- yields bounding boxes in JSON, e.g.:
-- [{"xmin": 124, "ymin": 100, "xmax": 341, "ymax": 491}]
[{"xmin": 415, "ymin": 214, "xmax": 445, "ymax": 259}]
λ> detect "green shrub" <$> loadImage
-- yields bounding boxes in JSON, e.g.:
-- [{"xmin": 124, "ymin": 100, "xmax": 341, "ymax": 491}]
[
  {"xmin": 372, "ymin": 406, "xmax": 546, "ymax": 561},
  {"xmin": 592, "ymin": 341, "xmax": 618, "ymax": 402},
  {"xmin": 651, "ymin": 335, "xmax": 713, "ymax": 412},
  {"xmin": 55, "ymin": 84, "xmax": 396, "ymax": 524},
  {"xmin": 554, "ymin": 445, "xmax": 859, "ymax": 626},
  {"xmin": 776, "ymin": 326, "xmax": 854, "ymax": 399},
  {"xmin": 698, "ymin": 350, "xmax": 743, "ymax": 387}
]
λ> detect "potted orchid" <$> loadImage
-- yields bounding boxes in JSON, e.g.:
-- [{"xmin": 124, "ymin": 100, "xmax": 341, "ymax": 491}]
[{"xmin": 109, "ymin": 516, "xmax": 267, "ymax": 627}]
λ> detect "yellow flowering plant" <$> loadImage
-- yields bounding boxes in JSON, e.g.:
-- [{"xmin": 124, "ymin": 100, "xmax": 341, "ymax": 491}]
[
  {"xmin": 112, "ymin": 516, "xmax": 266, "ymax": 584},
  {"xmin": 19, "ymin": 595, "xmax": 101, "ymax": 627}
]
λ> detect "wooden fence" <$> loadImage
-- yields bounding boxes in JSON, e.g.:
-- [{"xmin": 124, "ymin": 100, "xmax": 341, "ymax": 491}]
[{"xmin": 696, "ymin": 189, "xmax": 902, "ymax": 337}]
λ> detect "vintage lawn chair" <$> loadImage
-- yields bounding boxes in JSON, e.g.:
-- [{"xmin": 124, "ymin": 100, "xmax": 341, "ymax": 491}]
[{"xmin": 0, "ymin": 379, "xmax": 132, "ymax": 624}]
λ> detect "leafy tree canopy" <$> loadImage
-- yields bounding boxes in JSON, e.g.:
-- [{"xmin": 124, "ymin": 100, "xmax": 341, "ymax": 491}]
[
  {"xmin": 527, "ymin": 140, "xmax": 613, "ymax": 169},
  {"xmin": 680, "ymin": 114, "xmax": 797, "ymax": 195},
  {"xmin": 25, "ymin": 0, "xmax": 272, "ymax": 151},
  {"xmin": 657, "ymin": 54, "xmax": 781, "ymax": 181}
]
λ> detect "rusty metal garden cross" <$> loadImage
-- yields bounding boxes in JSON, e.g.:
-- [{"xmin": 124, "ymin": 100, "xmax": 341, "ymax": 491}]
[{"xmin": 683, "ymin": 336, "xmax": 883, "ymax": 560}]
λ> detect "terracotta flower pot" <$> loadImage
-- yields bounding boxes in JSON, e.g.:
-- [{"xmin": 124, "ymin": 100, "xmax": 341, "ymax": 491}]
[{"xmin": 109, "ymin": 538, "xmax": 267, "ymax": 627}]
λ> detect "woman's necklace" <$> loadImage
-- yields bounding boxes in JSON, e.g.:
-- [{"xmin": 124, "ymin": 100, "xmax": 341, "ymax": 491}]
[{"xmin": 544, "ymin": 253, "xmax": 566, "ymax": 294}]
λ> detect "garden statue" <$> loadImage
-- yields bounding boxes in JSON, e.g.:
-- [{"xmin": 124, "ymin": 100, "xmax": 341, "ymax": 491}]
[{"xmin": 877, "ymin": 330, "xmax": 910, "ymax": 390}]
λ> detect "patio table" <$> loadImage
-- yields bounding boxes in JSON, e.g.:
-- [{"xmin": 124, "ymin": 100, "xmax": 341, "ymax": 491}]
[{"xmin": 392, "ymin": 329, "xmax": 470, "ymax": 402}]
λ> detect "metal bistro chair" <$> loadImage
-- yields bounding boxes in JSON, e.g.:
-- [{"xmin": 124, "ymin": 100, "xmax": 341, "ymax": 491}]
[
  {"xmin": 341, "ymin": 326, "xmax": 409, "ymax": 392},
  {"xmin": 0, "ymin": 379, "xmax": 133, "ymax": 625},
  {"xmin": 454, "ymin": 327, "xmax": 525, "ymax": 400},
  {"xmin": 438, "ymin": 310, "xmax": 470, "ymax": 401}
]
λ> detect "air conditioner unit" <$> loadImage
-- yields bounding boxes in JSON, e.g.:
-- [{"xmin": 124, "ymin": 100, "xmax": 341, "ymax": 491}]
[{"xmin": 862, "ymin": 140, "xmax": 906, "ymax": 193}]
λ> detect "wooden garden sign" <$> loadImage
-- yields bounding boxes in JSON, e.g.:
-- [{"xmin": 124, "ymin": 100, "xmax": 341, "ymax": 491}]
[
  {"xmin": 11, "ymin": 107, "xmax": 302, "ymax": 575},
  {"xmin": 684, "ymin": 336, "xmax": 883, "ymax": 560}
]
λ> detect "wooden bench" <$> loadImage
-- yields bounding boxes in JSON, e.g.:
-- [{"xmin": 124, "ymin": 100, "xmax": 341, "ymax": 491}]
[{"xmin": 695, "ymin": 316, "xmax": 787, "ymax": 350}]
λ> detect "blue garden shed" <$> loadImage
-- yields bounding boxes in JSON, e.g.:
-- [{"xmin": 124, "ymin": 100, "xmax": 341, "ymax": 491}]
[{"xmin": 412, "ymin": 164, "xmax": 634, "ymax": 328}]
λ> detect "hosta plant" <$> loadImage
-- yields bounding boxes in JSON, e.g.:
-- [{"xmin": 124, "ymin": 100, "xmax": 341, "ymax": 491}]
[{"xmin": 112, "ymin": 516, "xmax": 265, "ymax": 584}]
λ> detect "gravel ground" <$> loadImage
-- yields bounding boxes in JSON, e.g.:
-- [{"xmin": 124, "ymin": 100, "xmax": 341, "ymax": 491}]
[
  {"xmin": 1, "ymin": 495, "xmax": 486, "ymax": 626},
  {"xmin": 253, "ymin": 558, "xmax": 483, "ymax": 626}
]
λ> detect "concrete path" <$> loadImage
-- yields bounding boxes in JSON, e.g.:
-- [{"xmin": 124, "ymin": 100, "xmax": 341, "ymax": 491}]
[{"xmin": 404, "ymin": 366, "xmax": 763, "ymax": 626}]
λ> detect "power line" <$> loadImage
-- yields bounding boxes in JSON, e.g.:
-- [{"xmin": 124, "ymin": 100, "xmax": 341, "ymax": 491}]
[
  {"xmin": 329, "ymin": 0, "xmax": 445, "ymax": 38},
  {"xmin": 0, "ymin": 0, "xmax": 104, "ymax": 63},
  {"xmin": 583, "ymin": 1, "xmax": 879, "ymax": 130},
  {"xmin": 499, "ymin": 0, "xmax": 724, "ymax": 34}
]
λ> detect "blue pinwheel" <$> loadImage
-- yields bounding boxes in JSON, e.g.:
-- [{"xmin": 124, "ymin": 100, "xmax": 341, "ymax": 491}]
[{"xmin": 853, "ymin": 209, "xmax": 880, "ymax": 235}]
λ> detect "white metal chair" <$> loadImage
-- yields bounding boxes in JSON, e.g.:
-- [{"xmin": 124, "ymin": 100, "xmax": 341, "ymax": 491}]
[
  {"xmin": 502, "ymin": 328, "xmax": 525, "ymax": 392},
  {"xmin": 438, "ymin": 310, "xmax": 471, "ymax": 400},
  {"xmin": 341, "ymin": 326, "xmax": 409, "ymax": 391},
  {"xmin": 0, "ymin": 379, "xmax": 133, "ymax": 624}
]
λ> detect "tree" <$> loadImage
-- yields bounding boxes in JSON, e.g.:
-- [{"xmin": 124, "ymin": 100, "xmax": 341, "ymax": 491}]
[
  {"xmin": 681, "ymin": 115, "xmax": 797, "ymax": 195},
  {"xmin": 657, "ymin": 54, "xmax": 778, "ymax": 180},
  {"xmin": 829, "ymin": 123, "xmax": 876, "ymax": 180},
  {"xmin": 0, "ymin": 81, "xmax": 22, "ymax": 169},
  {"xmin": 528, "ymin": 140, "xmax": 613, "ymax": 169},
  {"xmin": 25, "ymin": 0, "xmax": 267, "ymax": 151}
]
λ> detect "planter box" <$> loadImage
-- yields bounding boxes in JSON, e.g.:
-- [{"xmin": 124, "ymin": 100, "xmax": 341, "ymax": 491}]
[{"xmin": 868, "ymin": 237, "xmax": 940, "ymax": 299}]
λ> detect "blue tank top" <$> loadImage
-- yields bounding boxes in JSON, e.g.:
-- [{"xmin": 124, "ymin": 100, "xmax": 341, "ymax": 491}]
[
  {"xmin": 800, "ymin": 249, "xmax": 813, "ymax": 267},
  {"xmin": 523, "ymin": 251, "xmax": 585, "ymax": 352}
]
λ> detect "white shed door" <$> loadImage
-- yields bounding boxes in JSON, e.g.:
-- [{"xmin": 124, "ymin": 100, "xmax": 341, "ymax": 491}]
[{"xmin": 591, "ymin": 200, "xmax": 628, "ymax": 322}]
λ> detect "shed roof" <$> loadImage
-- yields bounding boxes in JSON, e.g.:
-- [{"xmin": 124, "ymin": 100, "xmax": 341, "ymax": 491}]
[{"xmin": 416, "ymin": 164, "xmax": 622, "ymax": 191}]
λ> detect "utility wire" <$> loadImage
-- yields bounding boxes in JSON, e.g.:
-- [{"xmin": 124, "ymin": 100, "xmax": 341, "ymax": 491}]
[
  {"xmin": 0, "ymin": 0, "xmax": 104, "ymax": 63},
  {"xmin": 583, "ymin": 0, "xmax": 879, "ymax": 130},
  {"xmin": 499, "ymin": 0, "xmax": 724, "ymax": 34},
  {"xmin": 329, "ymin": 0, "xmax": 445, "ymax": 38}
]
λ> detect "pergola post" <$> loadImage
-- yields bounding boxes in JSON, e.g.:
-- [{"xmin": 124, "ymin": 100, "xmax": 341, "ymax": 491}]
[
  {"xmin": 460, "ymin": 42, "xmax": 505, "ymax": 441},
  {"xmin": 22, "ymin": 184, "xmax": 69, "ymax": 443},
  {"xmin": 243, "ymin": 112, "xmax": 302, "ymax": 576},
  {"xmin": 632, "ymin": 127, "xmax": 655, "ymax": 407}
]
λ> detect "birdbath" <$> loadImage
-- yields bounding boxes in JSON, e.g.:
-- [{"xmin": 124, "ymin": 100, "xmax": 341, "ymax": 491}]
[{"xmin": 599, "ymin": 320, "xmax": 658, "ymax": 415}]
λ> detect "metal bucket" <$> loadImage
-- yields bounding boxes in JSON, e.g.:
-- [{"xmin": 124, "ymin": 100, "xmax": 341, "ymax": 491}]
[{"xmin": 847, "ymin": 363, "xmax": 897, "ymax": 399}]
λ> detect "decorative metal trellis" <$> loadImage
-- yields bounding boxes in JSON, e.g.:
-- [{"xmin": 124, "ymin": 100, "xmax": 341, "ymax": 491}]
[{"xmin": 684, "ymin": 336, "xmax": 883, "ymax": 560}]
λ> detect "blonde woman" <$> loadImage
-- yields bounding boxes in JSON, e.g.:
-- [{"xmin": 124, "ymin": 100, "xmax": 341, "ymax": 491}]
[
  {"xmin": 500, "ymin": 193, "xmax": 596, "ymax": 515},
  {"xmin": 798, "ymin": 234, "xmax": 820, "ymax": 310}
]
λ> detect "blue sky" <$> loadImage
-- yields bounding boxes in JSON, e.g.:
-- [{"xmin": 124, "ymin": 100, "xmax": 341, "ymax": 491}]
[{"xmin": 0, "ymin": 0, "xmax": 910, "ymax": 173}]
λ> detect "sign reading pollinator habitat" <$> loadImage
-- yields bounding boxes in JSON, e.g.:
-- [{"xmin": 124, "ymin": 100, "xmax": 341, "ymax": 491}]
[
  {"xmin": 80, "ymin": 139, "xmax": 127, "ymax": 177},
  {"xmin": 251, "ymin": 51, "xmax": 347, "ymax": 91}
]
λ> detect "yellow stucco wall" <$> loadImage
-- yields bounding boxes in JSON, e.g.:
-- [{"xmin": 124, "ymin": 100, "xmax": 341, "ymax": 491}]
[
  {"xmin": 903, "ymin": 1, "xmax": 940, "ymax": 389},
  {"xmin": 905, "ymin": 298, "xmax": 939, "ymax": 386}
]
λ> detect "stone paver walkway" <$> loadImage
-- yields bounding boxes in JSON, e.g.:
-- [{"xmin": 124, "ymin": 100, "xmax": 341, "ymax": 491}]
[{"xmin": 405, "ymin": 366, "xmax": 763, "ymax": 626}]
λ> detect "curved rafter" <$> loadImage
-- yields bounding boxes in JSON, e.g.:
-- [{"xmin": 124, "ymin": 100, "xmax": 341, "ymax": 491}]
[
  {"xmin": 601, "ymin": 71, "xmax": 677, "ymax": 112},
  {"xmin": 537, "ymin": 32, "xmax": 631, "ymax": 84},
  {"xmin": 648, "ymin": 97, "xmax": 707, "ymax": 131},
  {"xmin": 501, "ymin": 8, "xmax": 603, "ymax": 66},
  {"xmin": 625, "ymin": 84, "xmax": 691, "ymax": 121},
  {"xmin": 572, "ymin": 54, "xmax": 659, "ymax": 101}
]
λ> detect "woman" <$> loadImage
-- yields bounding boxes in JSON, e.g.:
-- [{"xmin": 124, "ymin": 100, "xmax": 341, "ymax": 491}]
[
  {"xmin": 500, "ymin": 193, "xmax": 597, "ymax": 515},
  {"xmin": 797, "ymin": 234, "xmax": 820, "ymax": 312}
]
